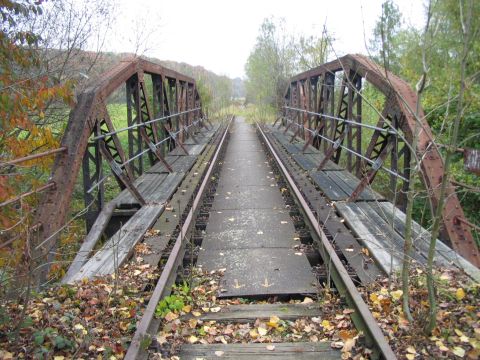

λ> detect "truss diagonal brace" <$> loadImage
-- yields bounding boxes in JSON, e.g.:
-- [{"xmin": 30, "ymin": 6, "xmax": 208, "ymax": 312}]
[
  {"xmin": 164, "ymin": 123, "xmax": 189, "ymax": 155},
  {"xmin": 303, "ymin": 121, "xmax": 325, "ymax": 152},
  {"xmin": 317, "ymin": 124, "xmax": 349, "ymax": 171},
  {"xmin": 138, "ymin": 127, "xmax": 173, "ymax": 172},
  {"xmin": 347, "ymin": 137, "xmax": 395, "ymax": 202},
  {"xmin": 98, "ymin": 141, "xmax": 146, "ymax": 206}
]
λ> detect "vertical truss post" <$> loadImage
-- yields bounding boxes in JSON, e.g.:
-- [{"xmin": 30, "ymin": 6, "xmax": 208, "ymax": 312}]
[
  {"xmin": 82, "ymin": 122, "xmax": 104, "ymax": 232},
  {"xmin": 332, "ymin": 73, "xmax": 349, "ymax": 163},
  {"xmin": 126, "ymin": 75, "xmax": 144, "ymax": 177},
  {"xmin": 347, "ymin": 71, "xmax": 363, "ymax": 175},
  {"xmin": 322, "ymin": 73, "xmax": 335, "ymax": 153}
]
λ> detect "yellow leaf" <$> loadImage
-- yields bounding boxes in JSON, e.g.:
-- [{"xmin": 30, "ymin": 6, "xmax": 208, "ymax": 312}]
[
  {"xmin": 406, "ymin": 354, "xmax": 415, "ymax": 360},
  {"xmin": 390, "ymin": 290, "xmax": 403, "ymax": 301},
  {"xmin": 258, "ymin": 326, "xmax": 268, "ymax": 336},
  {"xmin": 267, "ymin": 315, "xmax": 280, "ymax": 328},
  {"xmin": 54, "ymin": 357, "xmax": 65, "ymax": 360},
  {"xmin": 249, "ymin": 328, "xmax": 259, "ymax": 339},
  {"xmin": 182, "ymin": 305, "xmax": 191, "ymax": 313},
  {"xmin": 406, "ymin": 346, "xmax": 416, "ymax": 354},
  {"xmin": 188, "ymin": 335, "xmax": 198, "ymax": 344},
  {"xmin": 456, "ymin": 288, "xmax": 466, "ymax": 301},
  {"xmin": 188, "ymin": 319, "xmax": 198, "ymax": 329},
  {"xmin": 452, "ymin": 346, "xmax": 465, "ymax": 357}
]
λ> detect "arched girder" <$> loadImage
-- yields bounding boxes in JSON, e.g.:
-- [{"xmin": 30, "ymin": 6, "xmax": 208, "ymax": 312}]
[
  {"xmin": 29, "ymin": 58, "xmax": 203, "ymax": 286},
  {"xmin": 283, "ymin": 54, "xmax": 479, "ymax": 267}
]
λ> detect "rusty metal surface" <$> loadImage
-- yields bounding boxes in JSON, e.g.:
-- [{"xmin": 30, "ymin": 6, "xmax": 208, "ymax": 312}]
[
  {"xmin": 30, "ymin": 58, "xmax": 203, "ymax": 286},
  {"xmin": 283, "ymin": 54, "xmax": 479, "ymax": 267}
]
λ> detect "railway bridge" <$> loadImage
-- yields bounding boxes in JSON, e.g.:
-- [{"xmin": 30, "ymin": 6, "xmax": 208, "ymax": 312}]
[{"xmin": 2, "ymin": 55, "xmax": 480, "ymax": 359}]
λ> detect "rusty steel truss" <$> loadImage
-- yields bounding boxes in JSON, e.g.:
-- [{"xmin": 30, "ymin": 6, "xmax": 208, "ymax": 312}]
[
  {"xmin": 29, "ymin": 58, "xmax": 204, "ymax": 286},
  {"xmin": 280, "ymin": 54, "xmax": 479, "ymax": 267}
]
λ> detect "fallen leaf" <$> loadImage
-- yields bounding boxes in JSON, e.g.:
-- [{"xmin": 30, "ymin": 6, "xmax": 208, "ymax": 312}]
[
  {"xmin": 266, "ymin": 345, "xmax": 275, "ymax": 351},
  {"xmin": 342, "ymin": 338, "xmax": 356, "ymax": 353},
  {"xmin": 390, "ymin": 290, "xmax": 403, "ymax": 300},
  {"xmin": 407, "ymin": 346, "xmax": 416, "ymax": 354},
  {"xmin": 214, "ymin": 351, "xmax": 224, "ymax": 357},
  {"xmin": 267, "ymin": 315, "xmax": 280, "ymax": 328},
  {"xmin": 258, "ymin": 326, "xmax": 268, "ymax": 336},
  {"xmin": 164, "ymin": 312, "xmax": 179, "ymax": 322},
  {"xmin": 302, "ymin": 297, "xmax": 314, "ymax": 304},
  {"xmin": 456, "ymin": 288, "xmax": 466, "ymax": 301},
  {"xmin": 452, "ymin": 346, "xmax": 465, "ymax": 357},
  {"xmin": 210, "ymin": 307, "xmax": 221, "ymax": 313},
  {"xmin": 188, "ymin": 335, "xmax": 198, "ymax": 344}
]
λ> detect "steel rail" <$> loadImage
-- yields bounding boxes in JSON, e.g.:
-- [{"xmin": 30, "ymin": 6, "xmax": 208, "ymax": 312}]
[
  {"xmin": 86, "ymin": 119, "xmax": 203, "ymax": 194},
  {"xmin": 125, "ymin": 117, "xmax": 232, "ymax": 360},
  {"xmin": 0, "ymin": 147, "xmax": 67, "ymax": 167},
  {"xmin": 284, "ymin": 106, "xmax": 398, "ymax": 135},
  {"xmin": 91, "ymin": 108, "xmax": 201, "ymax": 141},
  {"xmin": 282, "ymin": 117, "xmax": 409, "ymax": 182},
  {"xmin": 257, "ymin": 124, "xmax": 397, "ymax": 360}
]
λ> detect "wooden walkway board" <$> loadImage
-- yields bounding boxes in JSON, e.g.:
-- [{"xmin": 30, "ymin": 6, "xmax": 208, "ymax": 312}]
[
  {"xmin": 334, "ymin": 201, "xmax": 480, "ymax": 281},
  {"xmin": 186, "ymin": 303, "xmax": 324, "ymax": 323},
  {"xmin": 197, "ymin": 117, "xmax": 317, "ymax": 297},
  {"xmin": 67, "ymin": 204, "xmax": 165, "ymax": 282},
  {"xmin": 178, "ymin": 342, "xmax": 341, "ymax": 359},
  {"xmin": 62, "ymin": 203, "xmax": 116, "ymax": 283},
  {"xmin": 66, "ymin": 125, "xmax": 222, "ymax": 282},
  {"xmin": 334, "ymin": 201, "xmax": 403, "ymax": 274},
  {"xmin": 268, "ymin": 127, "xmax": 383, "ymax": 201},
  {"xmin": 264, "ymin": 130, "xmax": 385, "ymax": 284},
  {"xmin": 367, "ymin": 202, "xmax": 480, "ymax": 281}
]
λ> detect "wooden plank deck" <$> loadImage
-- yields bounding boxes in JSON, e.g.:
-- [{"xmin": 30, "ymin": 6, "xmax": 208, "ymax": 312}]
[
  {"xmin": 183, "ymin": 303, "xmax": 324, "ymax": 323},
  {"xmin": 68, "ymin": 204, "xmax": 165, "ymax": 282},
  {"xmin": 178, "ymin": 342, "xmax": 341, "ymax": 359},
  {"xmin": 66, "ymin": 124, "xmax": 221, "ymax": 282}
]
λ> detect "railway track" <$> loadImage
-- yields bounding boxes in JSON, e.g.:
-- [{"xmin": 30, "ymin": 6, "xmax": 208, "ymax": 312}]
[{"xmin": 125, "ymin": 116, "xmax": 396, "ymax": 359}]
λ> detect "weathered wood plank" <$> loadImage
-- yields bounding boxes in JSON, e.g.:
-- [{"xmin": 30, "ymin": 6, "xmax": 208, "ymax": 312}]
[
  {"xmin": 68, "ymin": 204, "xmax": 165, "ymax": 282},
  {"xmin": 355, "ymin": 202, "xmax": 425, "ymax": 265},
  {"xmin": 142, "ymin": 144, "xmax": 218, "ymax": 267},
  {"xmin": 178, "ymin": 342, "xmax": 341, "ymax": 359},
  {"xmin": 325, "ymin": 171, "xmax": 383, "ymax": 201},
  {"xmin": 335, "ymin": 202, "xmax": 402, "ymax": 274},
  {"xmin": 309, "ymin": 171, "xmax": 349, "ymax": 200},
  {"xmin": 62, "ymin": 202, "xmax": 116, "ymax": 283},
  {"xmin": 375, "ymin": 202, "xmax": 480, "ymax": 281},
  {"xmin": 265, "ymin": 130, "xmax": 384, "ymax": 283},
  {"xmin": 185, "ymin": 303, "xmax": 324, "ymax": 323}
]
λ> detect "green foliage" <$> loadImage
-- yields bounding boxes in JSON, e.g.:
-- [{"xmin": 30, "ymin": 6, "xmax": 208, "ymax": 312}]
[
  {"xmin": 32, "ymin": 327, "xmax": 74, "ymax": 355},
  {"xmin": 155, "ymin": 282, "xmax": 192, "ymax": 318},
  {"xmin": 369, "ymin": 0, "xmax": 480, "ymax": 230},
  {"xmin": 245, "ymin": 17, "xmax": 332, "ymax": 111}
]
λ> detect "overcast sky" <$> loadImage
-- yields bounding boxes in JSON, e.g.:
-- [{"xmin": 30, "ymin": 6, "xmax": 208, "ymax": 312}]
[{"xmin": 106, "ymin": 0, "xmax": 427, "ymax": 79}]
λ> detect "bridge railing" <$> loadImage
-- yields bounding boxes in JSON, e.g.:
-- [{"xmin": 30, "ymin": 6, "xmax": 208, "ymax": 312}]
[
  {"xmin": 2, "ymin": 58, "xmax": 206, "ymax": 287},
  {"xmin": 279, "ymin": 54, "xmax": 479, "ymax": 267}
]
